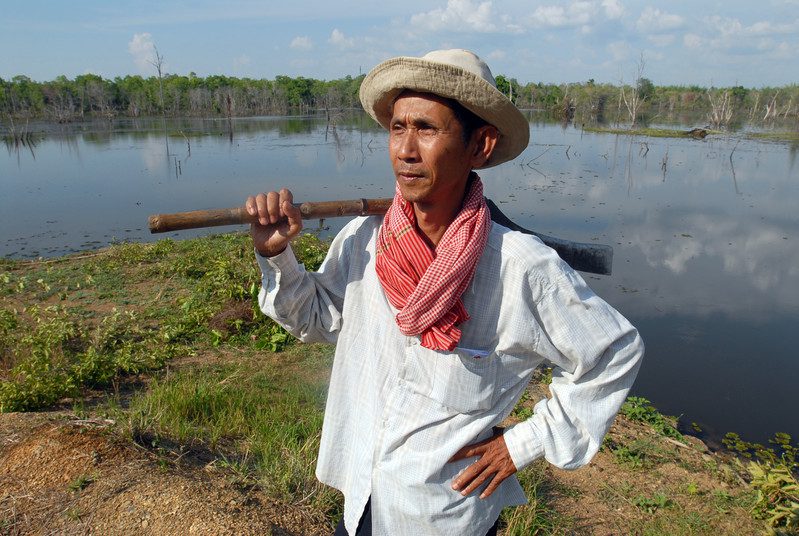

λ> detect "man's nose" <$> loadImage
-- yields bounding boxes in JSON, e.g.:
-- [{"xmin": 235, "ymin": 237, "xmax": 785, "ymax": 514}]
[{"xmin": 396, "ymin": 131, "xmax": 420, "ymax": 161}]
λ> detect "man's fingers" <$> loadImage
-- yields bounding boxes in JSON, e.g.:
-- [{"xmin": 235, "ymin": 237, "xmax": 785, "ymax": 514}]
[
  {"xmin": 267, "ymin": 191, "xmax": 281, "ymax": 224},
  {"xmin": 448, "ymin": 441, "xmax": 488, "ymax": 462},
  {"xmin": 479, "ymin": 468, "xmax": 511, "ymax": 499},
  {"xmin": 449, "ymin": 434, "xmax": 517, "ymax": 499},
  {"xmin": 255, "ymin": 193, "xmax": 269, "ymax": 226},
  {"xmin": 458, "ymin": 464, "xmax": 495, "ymax": 496},
  {"xmin": 278, "ymin": 189, "xmax": 302, "ymax": 236},
  {"xmin": 452, "ymin": 456, "xmax": 487, "ymax": 491}
]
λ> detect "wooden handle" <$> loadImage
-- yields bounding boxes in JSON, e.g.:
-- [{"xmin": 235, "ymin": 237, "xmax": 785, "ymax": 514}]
[
  {"xmin": 148, "ymin": 198, "xmax": 394, "ymax": 234},
  {"xmin": 147, "ymin": 197, "xmax": 614, "ymax": 274}
]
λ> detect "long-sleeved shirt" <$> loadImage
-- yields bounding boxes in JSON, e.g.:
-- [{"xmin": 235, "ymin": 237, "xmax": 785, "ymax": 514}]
[{"xmin": 257, "ymin": 215, "xmax": 643, "ymax": 536}]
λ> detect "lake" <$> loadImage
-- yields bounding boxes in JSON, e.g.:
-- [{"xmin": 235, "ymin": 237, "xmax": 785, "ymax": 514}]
[{"xmin": 2, "ymin": 114, "xmax": 798, "ymax": 446}]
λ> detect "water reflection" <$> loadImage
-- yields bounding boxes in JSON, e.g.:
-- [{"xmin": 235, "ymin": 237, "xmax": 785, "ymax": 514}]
[{"xmin": 1, "ymin": 114, "xmax": 797, "ymax": 444}]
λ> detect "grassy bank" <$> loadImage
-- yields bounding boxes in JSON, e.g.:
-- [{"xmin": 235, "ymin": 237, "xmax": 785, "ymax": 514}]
[
  {"xmin": 1, "ymin": 233, "xmax": 797, "ymax": 534},
  {"xmin": 583, "ymin": 125, "xmax": 799, "ymax": 146}
]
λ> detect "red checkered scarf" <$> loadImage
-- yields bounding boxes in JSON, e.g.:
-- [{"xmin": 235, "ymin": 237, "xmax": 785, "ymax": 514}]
[{"xmin": 375, "ymin": 174, "xmax": 491, "ymax": 351}]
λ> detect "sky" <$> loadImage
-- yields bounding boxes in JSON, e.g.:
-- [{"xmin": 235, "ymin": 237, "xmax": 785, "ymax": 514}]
[{"xmin": 2, "ymin": 0, "xmax": 798, "ymax": 87}]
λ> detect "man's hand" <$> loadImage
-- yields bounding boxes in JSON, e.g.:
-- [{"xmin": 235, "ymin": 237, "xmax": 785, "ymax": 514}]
[
  {"xmin": 449, "ymin": 431, "xmax": 517, "ymax": 499},
  {"xmin": 246, "ymin": 189, "xmax": 303, "ymax": 257}
]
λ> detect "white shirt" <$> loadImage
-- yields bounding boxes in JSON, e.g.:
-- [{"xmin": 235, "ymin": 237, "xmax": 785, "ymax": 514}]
[{"xmin": 257, "ymin": 215, "xmax": 643, "ymax": 536}]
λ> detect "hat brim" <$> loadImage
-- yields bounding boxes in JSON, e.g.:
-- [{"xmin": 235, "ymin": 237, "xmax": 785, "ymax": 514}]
[{"xmin": 359, "ymin": 57, "xmax": 530, "ymax": 169}]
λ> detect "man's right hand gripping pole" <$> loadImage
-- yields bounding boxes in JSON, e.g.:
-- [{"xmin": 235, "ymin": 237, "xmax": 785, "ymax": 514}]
[{"xmin": 246, "ymin": 188, "xmax": 304, "ymax": 258}]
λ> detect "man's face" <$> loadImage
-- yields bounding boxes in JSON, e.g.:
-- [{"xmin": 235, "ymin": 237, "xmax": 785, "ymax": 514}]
[{"xmin": 388, "ymin": 92, "xmax": 476, "ymax": 210}]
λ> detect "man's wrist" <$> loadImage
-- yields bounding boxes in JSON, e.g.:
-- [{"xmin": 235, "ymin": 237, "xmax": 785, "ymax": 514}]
[{"xmin": 256, "ymin": 245, "xmax": 287, "ymax": 258}]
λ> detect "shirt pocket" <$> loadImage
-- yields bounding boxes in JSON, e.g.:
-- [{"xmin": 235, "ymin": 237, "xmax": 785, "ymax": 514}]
[{"xmin": 403, "ymin": 342, "xmax": 499, "ymax": 414}]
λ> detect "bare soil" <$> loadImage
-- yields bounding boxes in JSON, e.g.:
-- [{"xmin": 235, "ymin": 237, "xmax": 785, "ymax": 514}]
[
  {"xmin": 1, "ymin": 397, "xmax": 763, "ymax": 535},
  {"xmin": 0, "ymin": 412, "xmax": 330, "ymax": 535}
]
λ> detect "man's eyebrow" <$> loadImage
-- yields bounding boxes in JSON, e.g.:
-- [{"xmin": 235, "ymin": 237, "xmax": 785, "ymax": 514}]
[{"xmin": 393, "ymin": 115, "xmax": 437, "ymax": 129}]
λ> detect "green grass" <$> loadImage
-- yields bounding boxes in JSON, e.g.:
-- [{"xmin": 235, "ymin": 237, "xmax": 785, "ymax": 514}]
[
  {"xmin": 583, "ymin": 126, "xmax": 718, "ymax": 139},
  {"xmin": 619, "ymin": 397, "xmax": 683, "ymax": 440},
  {"xmin": 500, "ymin": 460, "xmax": 571, "ymax": 535},
  {"xmin": 68, "ymin": 474, "xmax": 95, "ymax": 492},
  {"xmin": 603, "ymin": 436, "xmax": 672, "ymax": 470},
  {"xmin": 3, "ymin": 232, "xmax": 794, "ymax": 534},
  {"xmin": 747, "ymin": 131, "xmax": 799, "ymax": 144},
  {"xmin": 125, "ymin": 352, "xmax": 342, "ymax": 525},
  {"xmin": 584, "ymin": 125, "xmax": 799, "ymax": 145},
  {"xmin": 0, "ymin": 232, "xmax": 331, "ymax": 413}
]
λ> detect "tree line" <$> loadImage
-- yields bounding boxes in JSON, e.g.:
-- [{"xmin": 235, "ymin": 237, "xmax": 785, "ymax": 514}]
[
  {"xmin": 1, "ymin": 71, "xmax": 797, "ymax": 128},
  {"xmin": 0, "ymin": 73, "xmax": 365, "ymax": 122},
  {"xmin": 494, "ymin": 75, "xmax": 799, "ymax": 128}
]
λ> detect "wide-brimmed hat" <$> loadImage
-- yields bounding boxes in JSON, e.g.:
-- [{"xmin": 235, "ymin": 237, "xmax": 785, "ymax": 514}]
[{"xmin": 359, "ymin": 49, "xmax": 530, "ymax": 168}]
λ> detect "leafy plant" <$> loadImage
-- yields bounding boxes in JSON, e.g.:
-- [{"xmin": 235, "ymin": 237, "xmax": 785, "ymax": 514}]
[
  {"xmin": 603, "ymin": 436, "xmax": 667, "ymax": 470},
  {"xmin": 68, "ymin": 474, "xmax": 95, "ymax": 492},
  {"xmin": 723, "ymin": 432, "xmax": 799, "ymax": 532},
  {"xmin": 620, "ymin": 396, "xmax": 683, "ymax": 440},
  {"xmin": 633, "ymin": 492, "xmax": 672, "ymax": 514},
  {"xmin": 748, "ymin": 461, "xmax": 799, "ymax": 532},
  {"xmin": 511, "ymin": 388, "xmax": 535, "ymax": 421}
]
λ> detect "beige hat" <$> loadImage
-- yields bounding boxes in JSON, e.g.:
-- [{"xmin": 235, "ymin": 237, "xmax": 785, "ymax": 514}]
[{"xmin": 359, "ymin": 49, "xmax": 530, "ymax": 168}]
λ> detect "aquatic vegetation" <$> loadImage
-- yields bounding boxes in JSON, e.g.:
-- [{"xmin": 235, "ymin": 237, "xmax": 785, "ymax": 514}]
[
  {"xmin": 0, "ymin": 232, "xmax": 331, "ymax": 412},
  {"xmin": 620, "ymin": 396, "xmax": 683, "ymax": 440}
]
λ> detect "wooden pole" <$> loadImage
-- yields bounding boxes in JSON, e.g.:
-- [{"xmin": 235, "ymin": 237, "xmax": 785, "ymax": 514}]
[
  {"xmin": 147, "ymin": 197, "xmax": 613, "ymax": 275},
  {"xmin": 148, "ymin": 198, "xmax": 394, "ymax": 233}
]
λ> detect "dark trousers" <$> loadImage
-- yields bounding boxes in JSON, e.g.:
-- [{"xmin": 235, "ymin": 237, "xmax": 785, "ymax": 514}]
[{"xmin": 334, "ymin": 498, "xmax": 500, "ymax": 536}]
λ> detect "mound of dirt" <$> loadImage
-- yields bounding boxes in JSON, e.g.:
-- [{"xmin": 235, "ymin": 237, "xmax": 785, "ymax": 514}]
[{"xmin": 0, "ymin": 412, "xmax": 330, "ymax": 535}]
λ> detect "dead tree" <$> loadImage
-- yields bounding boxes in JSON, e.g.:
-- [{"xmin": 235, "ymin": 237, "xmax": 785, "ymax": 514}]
[
  {"xmin": 148, "ymin": 46, "xmax": 166, "ymax": 118},
  {"xmin": 620, "ymin": 53, "xmax": 646, "ymax": 127},
  {"xmin": 764, "ymin": 91, "xmax": 780, "ymax": 121},
  {"xmin": 707, "ymin": 89, "xmax": 733, "ymax": 128}
]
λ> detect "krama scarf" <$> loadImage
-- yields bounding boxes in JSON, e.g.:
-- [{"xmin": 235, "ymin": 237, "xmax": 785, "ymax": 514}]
[{"xmin": 375, "ymin": 174, "xmax": 491, "ymax": 351}]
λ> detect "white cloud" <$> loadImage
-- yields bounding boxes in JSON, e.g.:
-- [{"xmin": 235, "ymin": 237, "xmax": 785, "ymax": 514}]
[
  {"xmin": 410, "ymin": 0, "xmax": 497, "ymax": 32},
  {"xmin": 486, "ymin": 49, "xmax": 506, "ymax": 61},
  {"xmin": 530, "ymin": 6, "xmax": 568, "ymax": 27},
  {"xmin": 128, "ymin": 32, "xmax": 157, "ymax": 73},
  {"xmin": 697, "ymin": 16, "xmax": 799, "ymax": 56},
  {"xmin": 607, "ymin": 40, "xmax": 630, "ymax": 62},
  {"xmin": 329, "ymin": 29, "xmax": 354, "ymax": 48},
  {"xmin": 290, "ymin": 36, "xmax": 313, "ymax": 50},
  {"xmin": 706, "ymin": 16, "xmax": 743, "ymax": 37},
  {"xmin": 648, "ymin": 34, "xmax": 675, "ymax": 47},
  {"xmin": 530, "ymin": 2, "xmax": 597, "ymax": 28},
  {"xmin": 746, "ymin": 18, "xmax": 798, "ymax": 36},
  {"xmin": 601, "ymin": 0, "xmax": 624, "ymax": 20},
  {"xmin": 707, "ymin": 16, "xmax": 799, "ymax": 37},
  {"xmin": 683, "ymin": 33, "xmax": 702, "ymax": 49},
  {"xmin": 636, "ymin": 7, "xmax": 683, "ymax": 32}
]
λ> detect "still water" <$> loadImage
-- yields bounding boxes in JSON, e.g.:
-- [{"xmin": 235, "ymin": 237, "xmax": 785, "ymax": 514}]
[{"xmin": 2, "ymin": 114, "xmax": 798, "ymax": 445}]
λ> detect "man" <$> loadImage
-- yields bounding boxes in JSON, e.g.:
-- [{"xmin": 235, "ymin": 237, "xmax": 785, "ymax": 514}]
[{"xmin": 246, "ymin": 50, "xmax": 643, "ymax": 535}]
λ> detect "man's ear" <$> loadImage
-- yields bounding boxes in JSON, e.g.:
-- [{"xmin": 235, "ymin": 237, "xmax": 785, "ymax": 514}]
[{"xmin": 470, "ymin": 125, "xmax": 499, "ymax": 168}]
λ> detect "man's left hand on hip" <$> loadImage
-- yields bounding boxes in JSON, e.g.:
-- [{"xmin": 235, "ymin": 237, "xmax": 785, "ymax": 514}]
[{"xmin": 449, "ymin": 431, "xmax": 518, "ymax": 499}]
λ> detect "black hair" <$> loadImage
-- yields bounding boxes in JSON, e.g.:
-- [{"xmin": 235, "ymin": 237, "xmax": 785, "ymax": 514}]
[{"xmin": 448, "ymin": 99, "xmax": 488, "ymax": 145}]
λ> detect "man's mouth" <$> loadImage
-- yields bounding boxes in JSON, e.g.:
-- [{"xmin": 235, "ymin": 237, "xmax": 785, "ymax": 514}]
[{"xmin": 396, "ymin": 171, "xmax": 424, "ymax": 182}]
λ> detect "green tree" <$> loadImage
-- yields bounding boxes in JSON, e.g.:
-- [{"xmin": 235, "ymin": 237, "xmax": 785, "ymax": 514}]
[{"xmin": 636, "ymin": 78, "xmax": 655, "ymax": 102}]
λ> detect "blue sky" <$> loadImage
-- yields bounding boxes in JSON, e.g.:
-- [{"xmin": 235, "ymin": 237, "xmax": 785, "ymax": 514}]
[{"xmin": 2, "ymin": 0, "xmax": 798, "ymax": 87}]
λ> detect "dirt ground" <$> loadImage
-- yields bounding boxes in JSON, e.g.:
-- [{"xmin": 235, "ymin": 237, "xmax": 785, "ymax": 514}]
[
  {"xmin": 1, "ymin": 407, "xmax": 764, "ymax": 536},
  {"xmin": 0, "ymin": 412, "xmax": 331, "ymax": 535}
]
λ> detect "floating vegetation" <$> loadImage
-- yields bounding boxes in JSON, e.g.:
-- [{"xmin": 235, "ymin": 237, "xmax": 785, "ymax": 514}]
[
  {"xmin": 583, "ymin": 126, "xmax": 717, "ymax": 139},
  {"xmin": 746, "ymin": 131, "xmax": 799, "ymax": 144},
  {"xmin": 3, "ymin": 118, "xmax": 42, "ymax": 158}
]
